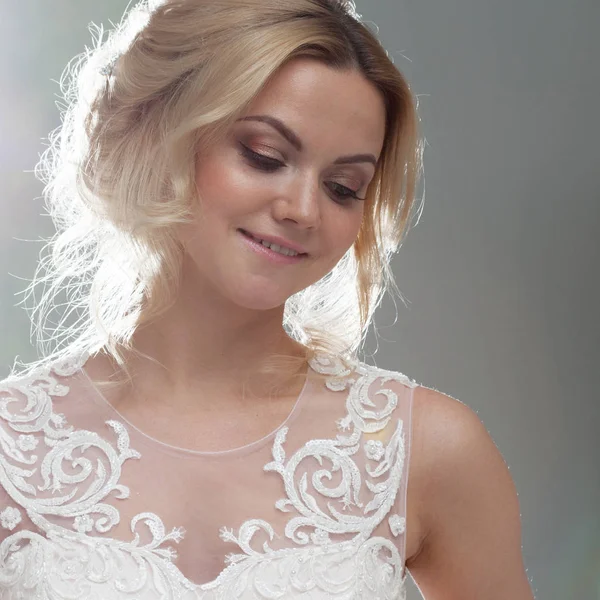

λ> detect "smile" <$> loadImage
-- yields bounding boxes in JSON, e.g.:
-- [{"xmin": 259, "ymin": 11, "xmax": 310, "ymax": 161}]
[
  {"xmin": 246, "ymin": 233, "xmax": 299, "ymax": 256},
  {"xmin": 238, "ymin": 229, "xmax": 308, "ymax": 264}
]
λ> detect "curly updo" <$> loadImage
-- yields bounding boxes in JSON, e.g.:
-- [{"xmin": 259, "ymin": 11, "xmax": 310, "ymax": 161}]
[{"xmin": 15, "ymin": 0, "xmax": 423, "ymax": 381}]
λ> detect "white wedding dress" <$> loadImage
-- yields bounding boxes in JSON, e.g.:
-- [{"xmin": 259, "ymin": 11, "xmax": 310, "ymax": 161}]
[{"xmin": 0, "ymin": 350, "xmax": 417, "ymax": 599}]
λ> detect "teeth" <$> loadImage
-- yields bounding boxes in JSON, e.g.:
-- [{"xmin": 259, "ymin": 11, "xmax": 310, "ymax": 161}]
[
  {"xmin": 244, "ymin": 231, "xmax": 299, "ymax": 256},
  {"xmin": 260, "ymin": 239, "xmax": 299, "ymax": 256}
]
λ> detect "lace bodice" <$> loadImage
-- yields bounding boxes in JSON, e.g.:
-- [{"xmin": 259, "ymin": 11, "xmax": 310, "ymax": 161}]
[{"xmin": 0, "ymin": 351, "xmax": 417, "ymax": 599}]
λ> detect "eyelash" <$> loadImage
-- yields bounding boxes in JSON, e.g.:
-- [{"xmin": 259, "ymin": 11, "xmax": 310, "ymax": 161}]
[{"xmin": 239, "ymin": 144, "xmax": 364, "ymax": 204}]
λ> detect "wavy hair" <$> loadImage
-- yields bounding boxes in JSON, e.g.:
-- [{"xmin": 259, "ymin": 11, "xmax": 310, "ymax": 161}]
[{"xmin": 11, "ymin": 0, "xmax": 424, "ymax": 389}]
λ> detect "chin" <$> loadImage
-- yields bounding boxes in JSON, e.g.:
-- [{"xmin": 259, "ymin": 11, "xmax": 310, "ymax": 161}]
[
  {"xmin": 236, "ymin": 295, "xmax": 289, "ymax": 312},
  {"xmin": 226, "ymin": 281, "xmax": 291, "ymax": 311}
]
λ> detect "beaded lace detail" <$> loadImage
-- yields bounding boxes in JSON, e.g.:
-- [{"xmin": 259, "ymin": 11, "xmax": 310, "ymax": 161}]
[{"xmin": 0, "ymin": 351, "xmax": 417, "ymax": 599}]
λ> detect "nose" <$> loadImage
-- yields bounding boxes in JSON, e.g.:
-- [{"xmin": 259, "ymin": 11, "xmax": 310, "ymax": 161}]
[{"xmin": 271, "ymin": 175, "xmax": 321, "ymax": 230}]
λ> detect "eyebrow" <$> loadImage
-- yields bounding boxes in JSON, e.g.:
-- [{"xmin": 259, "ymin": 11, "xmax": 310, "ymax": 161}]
[{"xmin": 236, "ymin": 115, "xmax": 379, "ymax": 167}]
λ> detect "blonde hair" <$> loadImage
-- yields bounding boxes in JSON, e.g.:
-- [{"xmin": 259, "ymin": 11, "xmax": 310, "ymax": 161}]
[{"xmin": 11, "ymin": 0, "xmax": 424, "ymax": 391}]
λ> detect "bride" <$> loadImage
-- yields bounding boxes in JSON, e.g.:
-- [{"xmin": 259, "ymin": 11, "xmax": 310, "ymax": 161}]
[{"xmin": 0, "ymin": 1, "xmax": 533, "ymax": 598}]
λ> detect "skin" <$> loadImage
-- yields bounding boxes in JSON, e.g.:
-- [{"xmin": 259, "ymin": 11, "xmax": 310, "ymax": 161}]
[
  {"xmin": 406, "ymin": 387, "xmax": 535, "ymax": 598},
  {"xmin": 85, "ymin": 57, "xmax": 386, "ymax": 443},
  {"xmin": 83, "ymin": 57, "xmax": 534, "ymax": 598}
]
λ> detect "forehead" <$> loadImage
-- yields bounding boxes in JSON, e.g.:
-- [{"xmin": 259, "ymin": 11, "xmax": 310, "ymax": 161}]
[{"xmin": 243, "ymin": 58, "xmax": 387, "ymax": 158}]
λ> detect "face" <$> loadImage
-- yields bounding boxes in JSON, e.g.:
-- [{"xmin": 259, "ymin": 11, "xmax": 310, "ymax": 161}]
[{"xmin": 179, "ymin": 57, "xmax": 387, "ymax": 310}]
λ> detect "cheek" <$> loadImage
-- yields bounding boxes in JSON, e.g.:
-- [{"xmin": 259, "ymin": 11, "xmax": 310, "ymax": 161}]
[
  {"xmin": 317, "ymin": 208, "xmax": 364, "ymax": 273},
  {"xmin": 195, "ymin": 159, "xmax": 236, "ymax": 211},
  {"xmin": 195, "ymin": 163, "xmax": 272, "ymax": 232},
  {"xmin": 195, "ymin": 138, "xmax": 270, "ymax": 200},
  {"xmin": 330, "ymin": 206, "xmax": 364, "ymax": 249}
]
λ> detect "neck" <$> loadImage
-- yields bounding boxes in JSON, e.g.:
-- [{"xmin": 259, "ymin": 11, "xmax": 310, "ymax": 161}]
[{"xmin": 88, "ymin": 265, "xmax": 308, "ymax": 411}]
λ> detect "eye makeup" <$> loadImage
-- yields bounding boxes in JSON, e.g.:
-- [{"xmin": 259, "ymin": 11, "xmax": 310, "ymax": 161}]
[{"xmin": 238, "ymin": 143, "xmax": 365, "ymax": 204}]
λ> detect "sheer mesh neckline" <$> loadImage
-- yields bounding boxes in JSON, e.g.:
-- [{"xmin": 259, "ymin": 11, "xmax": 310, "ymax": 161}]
[
  {"xmin": 0, "ymin": 350, "xmax": 415, "ymax": 597},
  {"xmin": 78, "ymin": 357, "xmax": 314, "ymax": 457}
]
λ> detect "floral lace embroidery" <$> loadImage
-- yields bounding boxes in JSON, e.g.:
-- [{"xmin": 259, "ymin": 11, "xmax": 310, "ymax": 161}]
[
  {"xmin": 0, "ymin": 351, "xmax": 416, "ymax": 599},
  {"xmin": 0, "ymin": 506, "xmax": 21, "ymax": 531}
]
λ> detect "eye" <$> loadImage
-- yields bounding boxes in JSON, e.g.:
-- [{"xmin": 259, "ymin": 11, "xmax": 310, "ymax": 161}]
[
  {"xmin": 239, "ymin": 143, "xmax": 283, "ymax": 172},
  {"xmin": 239, "ymin": 143, "xmax": 364, "ymax": 205},
  {"xmin": 326, "ymin": 181, "xmax": 363, "ymax": 204}
]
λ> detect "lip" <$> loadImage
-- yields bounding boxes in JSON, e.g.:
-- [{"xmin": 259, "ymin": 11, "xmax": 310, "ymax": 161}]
[
  {"xmin": 238, "ymin": 229, "xmax": 308, "ymax": 255},
  {"xmin": 238, "ymin": 229, "xmax": 308, "ymax": 265}
]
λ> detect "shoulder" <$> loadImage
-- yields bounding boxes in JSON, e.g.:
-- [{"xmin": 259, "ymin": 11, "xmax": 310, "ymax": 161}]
[
  {"xmin": 0, "ymin": 353, "xmax": 86, "ymax": 457},
  {"xmin": 0, "ymin": 362, "xmax": 62, "ymax": 459},
  {"xmin": 409, "ymin": 384, "xmax": 509, "ymax": 531},
  {"xmin": 0, "ymin": 352, "xmax": 97, "ymax": 534},
  {"xmin": 411, "ymin": 384, "xmax": 494, "ymax": 467},
  {"xmin": 406, "ymin": 385, "xmax": 533, "ymax": 598}
]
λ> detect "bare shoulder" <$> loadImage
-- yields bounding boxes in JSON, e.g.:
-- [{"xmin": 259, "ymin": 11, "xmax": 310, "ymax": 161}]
[
  {"xmin": 410, "ymin": 384, "xmax": 496, "ymax": 480},
  {"xmin": 407, "ymin": 384, "xmax": 504, "ymax": 534},
  {"xmin": 405, "ymin": 385, "xmax": 484, "ymax": 559},
  {"xmin": 406, "ymin": 385, "xmax": 534, "ymax": 599}
]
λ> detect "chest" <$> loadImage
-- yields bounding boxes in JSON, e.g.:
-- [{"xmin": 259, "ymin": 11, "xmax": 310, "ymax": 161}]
[
  {"xmin": 0, "ymin": 352, "xmax": 419, "ymax": 599},
  {"xmin": 65, "ymin": 431, "xmax": 422, "ymax": 591},
  {"xmin": 112, "ymin": 394, "xmax": 301, "ymax": 453}
]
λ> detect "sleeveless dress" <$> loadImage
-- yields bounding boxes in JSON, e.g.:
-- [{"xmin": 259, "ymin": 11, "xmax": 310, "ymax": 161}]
[{"xmin": 0, "ymin": 350, "xmax": 418, "ymax": 599}]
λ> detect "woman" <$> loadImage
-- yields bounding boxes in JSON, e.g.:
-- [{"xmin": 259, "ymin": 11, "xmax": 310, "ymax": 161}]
[{"xmin": 0, "ymin": 0, "xmax": 534, "ymax": 598}]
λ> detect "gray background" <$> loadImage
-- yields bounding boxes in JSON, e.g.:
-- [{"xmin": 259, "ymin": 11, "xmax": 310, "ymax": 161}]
[{"xmin": 1, "ymin": 1, "xmax": 599, "ymax": 598}]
